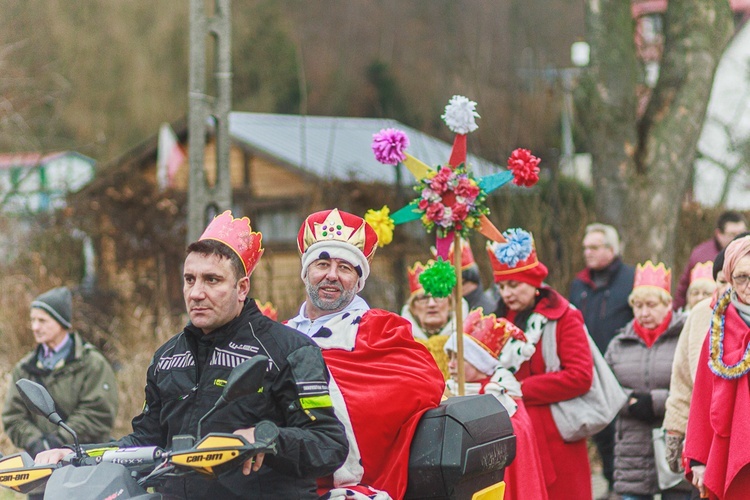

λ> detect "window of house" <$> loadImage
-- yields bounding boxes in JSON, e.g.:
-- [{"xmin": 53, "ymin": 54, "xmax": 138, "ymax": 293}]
[{"xmin": 254, "ymin": 209, "xmax": 302, "ymax": 243}]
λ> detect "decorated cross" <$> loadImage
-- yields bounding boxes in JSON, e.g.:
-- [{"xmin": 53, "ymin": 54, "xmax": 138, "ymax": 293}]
[{"xmin": 365, "ymin": 95, "xmax": 540, "ymax": 395}]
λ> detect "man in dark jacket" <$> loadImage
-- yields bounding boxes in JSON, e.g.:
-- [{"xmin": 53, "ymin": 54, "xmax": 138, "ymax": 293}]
[
  {"xmin": 36, "ymin": 211, "xmax": 348, "ymax": 500},
  {"xmin": 569, "ymin": 223, "xmax": 635, "ymax": 499}
]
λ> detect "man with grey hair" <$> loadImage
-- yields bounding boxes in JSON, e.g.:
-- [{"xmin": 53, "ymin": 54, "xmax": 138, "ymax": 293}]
[{"xmin": 569, "ymin": 223, "xmax": 635, "ymax": 500}]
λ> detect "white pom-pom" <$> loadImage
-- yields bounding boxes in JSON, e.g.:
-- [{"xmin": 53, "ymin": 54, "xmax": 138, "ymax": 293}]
[
  {"xmin": 521, "ymin": 343, "xmax": 536, "ymax": 358},
  {"xmin": 441, "ymin": 95, "xmax": 480, "ymax": 134}
]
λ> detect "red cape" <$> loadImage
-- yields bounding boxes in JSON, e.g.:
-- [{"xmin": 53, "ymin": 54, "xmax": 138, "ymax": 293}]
[
  {"xmin": 684, "ymin": 304, "xmax": 750, "ymax": 499},
  {"xmin": 315, "ymin": 309, "xmax": 445, "ymax": 498}
]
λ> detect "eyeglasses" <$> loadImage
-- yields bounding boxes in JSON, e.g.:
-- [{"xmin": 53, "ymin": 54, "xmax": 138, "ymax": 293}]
[
  {"xmin": 583, "ymin": 244, "xmax": 608, "ymax": 251},
  {"xmin": 733, "ymin": 274, "xmax": 750, "ymax": 287},
  {"xmin": 412, "ymin": 295, "xmax": 449, "ymax": 305}
]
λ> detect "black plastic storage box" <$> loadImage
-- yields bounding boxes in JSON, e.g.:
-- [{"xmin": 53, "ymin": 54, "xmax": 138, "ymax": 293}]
[{"xmin": 405, "ymin": 394, "xmax": 516, "ymax": 500}]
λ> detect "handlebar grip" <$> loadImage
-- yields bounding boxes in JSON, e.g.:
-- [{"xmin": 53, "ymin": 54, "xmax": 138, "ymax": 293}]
[{"xmin": 100, "ymin": 447, "xmax": 163, "ymax": 472}]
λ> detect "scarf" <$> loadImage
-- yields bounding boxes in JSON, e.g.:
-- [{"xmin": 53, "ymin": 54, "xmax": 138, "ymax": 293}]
[{"xmin": 633, "ymin": 310, "xmax": 673, "ymax": 348}]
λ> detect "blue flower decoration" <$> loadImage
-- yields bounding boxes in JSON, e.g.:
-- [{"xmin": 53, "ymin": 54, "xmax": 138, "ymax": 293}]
[{"xmin": 494, "ymin": 228, "xmax": 533, "ymax": 267}]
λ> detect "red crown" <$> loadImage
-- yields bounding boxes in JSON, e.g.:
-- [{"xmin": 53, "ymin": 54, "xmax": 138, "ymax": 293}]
[
  {"xmin": 407, "ymin": 261, "xmax": 427, "ymax": 296},
  {"xmin": 255, "ymin": 300, "xmax": 278, "ymax": 321},
  {"xmin": 634, "ymin": 261, "xmax": 672, "ymax": 294},
  {"xmin": 689, "ymin": 261, "xmax": 714, "ymax": 285},
  {"xmin": 463, "ymin": 309, "xmax": 526, "ymax": 358},
  {"xmin": 199, "ymin": 211, "xmax": 264, "ymax": 276},
  {"xmin": 432, "ymin": 238, "xmax": 476, "ymax": 270},
  {"xmin": 297, "ymin": 208, "xmax": 378, "ymax": 262}
]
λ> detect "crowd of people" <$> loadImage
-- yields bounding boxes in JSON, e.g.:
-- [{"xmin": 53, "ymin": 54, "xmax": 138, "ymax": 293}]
[{"xmin": 3, "ymin": 207, "xmax": 750, "ymax": 500}]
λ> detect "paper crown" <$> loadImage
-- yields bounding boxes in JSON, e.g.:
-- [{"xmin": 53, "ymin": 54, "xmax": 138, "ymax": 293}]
[
  {"xmin": 407, "ymin": 261, "xmax": 428, "ymax": 296},
  {"xmin": 486, "ymin": 228, "xmax": 548, "ymax": 286},
  {"xmin": 199, "ymin": 210, "xmax": 264, "ymax": 276},
  {"xmin": 633, "ymin": 261, "xmax": 672, "ymax": 294},
  {"xmin": 431, "ymin": 238, "xmax": 477, "ymax": 270},
  {"xmin": 297, "ymin": 208, "xmax": 378, "ymax": 263},
  {"xmin": 689, "ymin": 261, "xmax": 714, "ymax": 285},
  {"xmin": 255, "ymin": 300, "xmax": 278, "ymax": 321},
  {"xmin": 463, "ymin": 309, "xmax": 527, "ymax": 358},
  {"xmin": 297, "ymin": 209, "xmax": 379, "ymax": 291}
]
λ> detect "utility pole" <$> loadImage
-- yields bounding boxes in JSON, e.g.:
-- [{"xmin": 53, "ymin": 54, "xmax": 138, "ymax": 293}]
[{"xmin": 187, "ymin": 0, "xmax": 233, "ymax": 243}]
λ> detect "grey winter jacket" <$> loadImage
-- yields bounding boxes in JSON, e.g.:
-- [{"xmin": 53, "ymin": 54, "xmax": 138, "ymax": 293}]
[{"xmin": 604, "ymin": 312, "xmax": 688, "ymax": 496}]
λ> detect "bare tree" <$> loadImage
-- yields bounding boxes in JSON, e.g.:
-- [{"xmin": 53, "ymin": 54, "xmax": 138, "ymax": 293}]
[{"xmin": 578, "ymin": 0, "xmax": 734, "ymax": 265}]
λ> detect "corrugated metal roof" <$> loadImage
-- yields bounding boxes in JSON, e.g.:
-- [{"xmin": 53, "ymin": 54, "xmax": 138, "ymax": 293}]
[{"xmin": 228, "ymin": 112, "xmax": 503, "ymax": 184}]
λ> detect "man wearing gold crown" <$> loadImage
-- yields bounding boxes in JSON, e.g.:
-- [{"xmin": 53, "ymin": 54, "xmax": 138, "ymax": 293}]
[
  {"xmin": 286, "ymin": 208, "xmax": 446, "ymax": 500},
  {"xmin": 36, "ymin": 211, "xmax": 348, "ymax": 499}
]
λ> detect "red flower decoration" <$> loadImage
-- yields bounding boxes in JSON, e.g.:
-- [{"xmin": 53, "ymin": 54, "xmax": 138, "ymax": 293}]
[
  {"xmin": 455, "ymin": 178, "xmax": 480, "ymax": 198},
  {"xmin": 426, "ymin": 203, "xmax": 444, "ymax": 221},
  {"xmin": 451, "ymin": 203, "xmax": 469, "ymax": 221},
  {"xmin": 507, "ymin": 148, "xmax": 540, "ymax": 187}
]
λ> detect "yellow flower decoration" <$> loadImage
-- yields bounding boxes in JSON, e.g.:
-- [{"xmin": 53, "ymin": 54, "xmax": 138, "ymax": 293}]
[{"xmin": 365, "ymin": 206, "xmax": 395, "ymax": 247}]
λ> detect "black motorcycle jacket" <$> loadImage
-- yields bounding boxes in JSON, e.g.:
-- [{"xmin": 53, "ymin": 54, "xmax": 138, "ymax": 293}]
[{"xmin": 116, "ymin": 299, "xmax": 348, "ymax": 499}]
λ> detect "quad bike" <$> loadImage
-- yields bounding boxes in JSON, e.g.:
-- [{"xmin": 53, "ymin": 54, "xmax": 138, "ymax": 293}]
[{"xmin": 0, "ymin": 355, "xmax": 515, "ymax": 499}]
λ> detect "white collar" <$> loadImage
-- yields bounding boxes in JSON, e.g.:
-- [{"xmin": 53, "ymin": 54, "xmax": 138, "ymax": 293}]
[{"xmin": 288, "ymin": 295, "xmax": 370, "ymax": 337}]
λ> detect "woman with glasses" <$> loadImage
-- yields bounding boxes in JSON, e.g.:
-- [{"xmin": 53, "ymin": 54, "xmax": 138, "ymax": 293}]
[
  {"xmin": 684, "ymin": 235, "xmax": 750, "ymax": 499},
  {"xmin": 487, "ymin": 228, "xmax": 593, "ymax": 500},
  {"xmin": 401, "ymin": 260, "xmax": 469, "ymax": 378}
]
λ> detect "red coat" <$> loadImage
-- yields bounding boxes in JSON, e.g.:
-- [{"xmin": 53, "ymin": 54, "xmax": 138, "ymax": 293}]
[
  {"xmin": 508, "ymin": 287, "xmax": 594, "ymax": 499},
  {"xmin": 684, "ymin": 304, "xmax": 750, "ymax": 499}
]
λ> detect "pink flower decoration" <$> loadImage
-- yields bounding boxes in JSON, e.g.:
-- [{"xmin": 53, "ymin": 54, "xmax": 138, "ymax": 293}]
[
  {"xmin": 426, "ymin": 203, "xmax": 444, "ymax": 222},
  {"xmin": 507, "ymin": 148, "xmax": 541, "ymax": 187},
  {"xmin": 455, "ymin": 178, "xmax": 479, "ymax": 199},
  {"xmin": 430, "ymin": 176, "xmax": 449, "ymax": 193},
  {"xmin": 451, "ymin": 203, "xmax": 469, "ymax": 221},
  {"xmin": 372, "ymin": 128, "xmax": 410, "ymax": 165}
]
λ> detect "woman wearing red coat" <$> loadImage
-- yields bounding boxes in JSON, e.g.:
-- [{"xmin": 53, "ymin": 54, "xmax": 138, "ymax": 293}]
[
  {"xmin": 488, "ymin": 228, "xmax": 594, "ymax": 500},
  {"xmin": 684, "ymin": 235, "xmax": 750, "ymax": 499}
]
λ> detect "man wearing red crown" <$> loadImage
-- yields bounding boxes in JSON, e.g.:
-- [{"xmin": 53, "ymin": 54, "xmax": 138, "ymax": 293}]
[
  {"xmin": 36, "ymin": 211, "xmax": 349, "ymax": 500},
  {"xmin": 286, "ymin": 208, "xmax": 445, "ymax": 500}
]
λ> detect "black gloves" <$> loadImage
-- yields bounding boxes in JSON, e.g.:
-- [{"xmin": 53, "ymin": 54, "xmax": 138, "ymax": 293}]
[
  {"xmin": 25, "ymin": 433, "xmax": 65, "ymax": 458},
  {"xmin": 628, "ymin": 392, "xmax": 656, "ymax": 422}
]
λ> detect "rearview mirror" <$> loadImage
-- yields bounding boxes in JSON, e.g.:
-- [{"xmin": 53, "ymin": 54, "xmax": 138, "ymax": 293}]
[
  {"xmin": 196, "ymin": 355, "xmax": 268, "ymax": 439},
  {"xmin": 16, "ymin": 379, "xmax": 61, "ymax": 425},
  {"xmin": 223, "ymin": 355, "xmax": 268, "ymax": 404}
]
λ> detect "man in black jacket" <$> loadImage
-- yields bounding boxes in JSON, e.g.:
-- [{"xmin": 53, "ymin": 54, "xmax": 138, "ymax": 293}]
[
  {"xmin": 569, "ymin": 222, "xmax": 634, "ymax": 500},
  {"xmin": 37, "ymin": 211, "xmax": 348, "ymax": 499}
]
